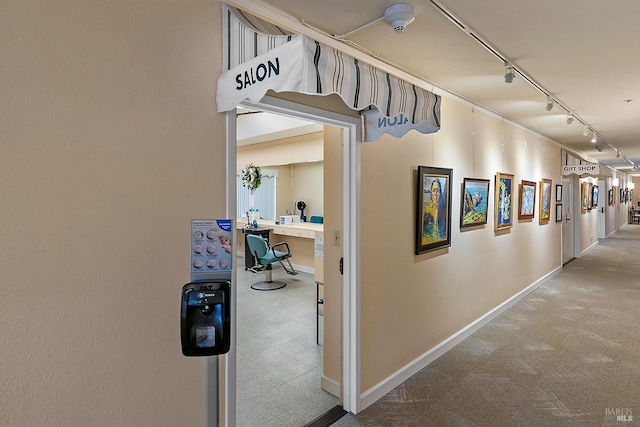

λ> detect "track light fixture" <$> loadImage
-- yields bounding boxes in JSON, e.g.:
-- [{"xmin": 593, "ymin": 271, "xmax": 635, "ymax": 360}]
[
  {"xmin": 583, "ymin": 126, "xmax": 589, "ymax": 136},
  {"xmin": 545, "ymin": 96, "xmax": 554, "ymax": 111},
  {"xmin": 504, "ymin": 61, "xmax": 514, "ymax": 83},
  {"xmin": 566, "ymin": 114, "xmax": 574, "ymax": 125},
  {"xmin": 617, "ymin": 150, "xmax": 621, "ymax": 158},
  {"xmin": 591, "ymin": 132, "xmax": 597, "ymax": 143}
]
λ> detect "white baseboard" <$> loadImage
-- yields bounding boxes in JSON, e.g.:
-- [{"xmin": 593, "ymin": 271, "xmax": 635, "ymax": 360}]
[
  {"xmin": 581, "ymin": 240, "xmax": 599, "ymax": 256},
  {"xmin": 359, "ymin": 266, "xmax": 562, "ymax": 411},
  {"xmin": 321, "ymin": 375, "xmax": 340, "ymax": 398}
]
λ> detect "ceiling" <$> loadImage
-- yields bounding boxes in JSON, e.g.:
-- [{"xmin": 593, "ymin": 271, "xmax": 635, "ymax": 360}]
[{"xmin": 234, "ymin": 0, "xmax": 640, "ymax": 175}]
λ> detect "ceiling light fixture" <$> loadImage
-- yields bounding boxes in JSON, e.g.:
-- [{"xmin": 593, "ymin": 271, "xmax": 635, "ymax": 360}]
[
  {"xmin": 617, "ymin": 150, "xmax": 621, "ymax": 158},
  {"xmin": 383, "ymin": 3, "xmax": 415, "ymax": 33},
  {"xmin": 591, "ymin": 132, "xmax": 597, "ymax": 143},
  {"xmin": 504, "ymin": 61, "xmax": 514, "ymax": 83},
  {"xmin": 545, "ymin": 96, "xmax": 554, "ymax": 111},
  {"xmin": 426, "ymin": 1, "xmax": 628, "ymax": 170},
  {"xmin": 566, "ymin": 114, "xmax": 574, "ymax": 125}
]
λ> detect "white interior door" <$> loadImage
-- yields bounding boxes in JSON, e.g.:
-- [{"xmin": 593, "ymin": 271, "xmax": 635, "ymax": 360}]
[
  {"xmin": 561, "ymin": 178, "xmax": 575, "ymax": 264},
  {"xmin": 597, "ymin": 179, "xmax": 606, "ymax": 239}
]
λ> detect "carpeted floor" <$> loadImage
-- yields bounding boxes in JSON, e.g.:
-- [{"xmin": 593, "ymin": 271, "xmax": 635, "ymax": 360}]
[{"xmin": 333, "ymin": 225, "xmax": 640, "ymax": 427}]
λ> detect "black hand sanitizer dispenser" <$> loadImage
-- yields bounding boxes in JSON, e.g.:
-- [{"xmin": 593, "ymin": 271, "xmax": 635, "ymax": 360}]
[{"xmin": 181, "ymin": 281, "xmax": 231, "ymax": 356}]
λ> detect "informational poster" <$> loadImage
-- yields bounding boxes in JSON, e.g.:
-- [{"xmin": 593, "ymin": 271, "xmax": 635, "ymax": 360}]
[{"xmin": 191, "ymin": 219, "xmax": 233, "ymax": 273}]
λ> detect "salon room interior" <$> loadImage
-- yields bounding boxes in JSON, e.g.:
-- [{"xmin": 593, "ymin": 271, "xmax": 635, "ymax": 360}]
[{"xmin": 235, "ymin": 106, "xmax": 327, "ymax": 276}]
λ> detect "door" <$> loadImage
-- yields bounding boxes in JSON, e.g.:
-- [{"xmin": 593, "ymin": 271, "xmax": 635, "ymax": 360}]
[
  {"xmin": 597, "ymin": 179, "xmax": 606, "ymax": 239},
  {"xmin": 561, "ymin": 177, "xmax": 575, "ymax": 264}
]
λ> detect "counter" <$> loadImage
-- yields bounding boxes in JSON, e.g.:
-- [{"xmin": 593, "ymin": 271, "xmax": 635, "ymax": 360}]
[{"xmin": 236, "ymin": 219, "xmax": 324, "ymax": 277}]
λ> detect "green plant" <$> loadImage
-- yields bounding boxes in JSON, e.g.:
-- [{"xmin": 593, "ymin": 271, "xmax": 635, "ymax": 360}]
[{"xmin": 241, "ymin": 163, "xmax": 262, "ymax": 193}]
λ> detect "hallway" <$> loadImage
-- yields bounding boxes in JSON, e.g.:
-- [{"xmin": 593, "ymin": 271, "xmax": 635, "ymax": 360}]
[{"xmin": 334, "ymin": 225, "xmax": 640, "ymax": 426}]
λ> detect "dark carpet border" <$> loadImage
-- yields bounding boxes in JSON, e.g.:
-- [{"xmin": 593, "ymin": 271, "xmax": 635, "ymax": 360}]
[{"xmin": 304, "ymin": 405, "xmax": 347, "ymax": 427}]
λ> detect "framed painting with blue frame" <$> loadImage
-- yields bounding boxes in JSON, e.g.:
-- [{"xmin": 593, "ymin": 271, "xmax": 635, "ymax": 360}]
[
  {"xmin": 460, "ymin": 178, "xmax": 490, "ymax": 229},
  {"xmin": 416, "ymin": 166, "xmax": 452, "ymax": 254},
  {"xmin": 494, "ymin": 172, "xmax": 514, "ymax": 231}
]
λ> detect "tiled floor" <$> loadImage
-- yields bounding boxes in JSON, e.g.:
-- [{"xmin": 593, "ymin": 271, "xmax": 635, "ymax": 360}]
[{"xmin": 236, "ymin": 263, "xmax": 339, "ymax": 427}]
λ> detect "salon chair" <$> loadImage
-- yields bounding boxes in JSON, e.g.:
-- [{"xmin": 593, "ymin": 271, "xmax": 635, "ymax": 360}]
[{"xmin": 246, "ymin": 234, "xmax": 298, "ymax": 290}]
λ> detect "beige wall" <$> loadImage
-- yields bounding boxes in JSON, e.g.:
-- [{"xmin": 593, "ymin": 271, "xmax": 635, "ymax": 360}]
[
  {"xmin": 291, "ymin": 162, "xmax": 324, "ymax": 218},
  {"xmin": 238, "ymin": 135, "xmax": 324, "ymax": 217},
  {"xmin": 359, "ymin": 99, "xmax": 562, "ymax": 391},
  {"xmin": 322, "ymin": 125, "xmax": 344, "ymax": 397},
  {"xmin": 3, "ymin": 0, "xmax": 610, "ymax": 423},
  {"xmin": 1, "ymin": 1, "xmax": 221, "ymax": 425},
  {"xmin": 579, "ymin": 177, "xmax": 600, "ymax": 251}
]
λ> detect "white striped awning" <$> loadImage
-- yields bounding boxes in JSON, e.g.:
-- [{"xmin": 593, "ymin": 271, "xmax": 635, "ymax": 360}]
[{"xmin": 217, "ymin": 5, "xmax": 441, "ymax": 140}]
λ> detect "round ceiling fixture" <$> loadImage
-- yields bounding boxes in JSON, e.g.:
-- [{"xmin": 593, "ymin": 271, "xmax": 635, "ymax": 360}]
[{"xmin": 384, "ymin": 3, "xmax": 415, "ymax": 33}]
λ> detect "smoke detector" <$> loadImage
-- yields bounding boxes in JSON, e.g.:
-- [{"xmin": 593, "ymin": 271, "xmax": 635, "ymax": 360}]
[{"xmin": 384, "ymin": 3, "xmax": 415, "ymax": 33}]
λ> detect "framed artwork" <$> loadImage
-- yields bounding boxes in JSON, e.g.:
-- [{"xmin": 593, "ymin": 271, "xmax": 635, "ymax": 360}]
[
  {"xmin": 556, "ymin": 204, "xmax": 563, "ymax": 222},
  {"xmin": 620, "ymin": 188, "xmax": 625, "ymax": 204},
  {"xmin": 518, "ymin": 180, "xmax": 536, "ymax": 220},
  {"xmin": 587, "ymin": 182, "xmax": 594, "ymax": 209},
  {"xmin": 582, "ymin": 182, "xmax": 590, "ymax": 212},
  {"xmin": 625, "ymin": 188, "xmax": 630, "ymax": 203},
  {"xmin": 460, "ymin": 178, "xmax": 490, "ymax": 229},
  {"xmin": 608, "ymin": 188, "xmax": 614, "ymax": 206},
  {"xmin": 539, "ymin": 178, "xmax": 552, "ymax": 223},
  {"xmin": 494, "ymin": 172, "xmax": 514, "ymax": 231},
  {"xmin": 416, "ymin": 166, "xmax": 452, "ymax": 254},
  {"xmin": 555, "ymin": 184, "xmax": 563, "ymax": 202},
  {"xmin": 592, "ymin": 185, "xmax": 599, "ymax": 208}
]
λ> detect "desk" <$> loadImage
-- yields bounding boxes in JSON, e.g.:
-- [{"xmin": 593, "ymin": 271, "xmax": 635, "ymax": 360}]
[{"xmin": 242, "ymin": 227, "xmax": 271, "ymax": 269}]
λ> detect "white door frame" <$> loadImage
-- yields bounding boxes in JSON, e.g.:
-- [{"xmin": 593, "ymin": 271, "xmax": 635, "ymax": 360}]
[{"xmin": 222, "ymin": 95, "xmax": 362, "ymax": 425}]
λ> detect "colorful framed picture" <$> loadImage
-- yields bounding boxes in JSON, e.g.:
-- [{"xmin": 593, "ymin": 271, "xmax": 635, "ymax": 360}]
[
  {"xmin": 555, "ymin": 204, "xmax": 563, "ymax": 222},
  {"xmin": 582, "ymin": 182, "xmax": 590, "ymax": 212},
  {"xmin": 416, "ymin": 166, "xmax": 452, "ymax": 254},
  {"xmin": 587, "ymin": 182, "xmax": 594, "ymax": 209},
  {"xmin": 592, "ymin": 185, "xmax": 599, "ymax": 208},
  {"xmin": 620, "ymin": 188, "xmax": 625, "ymax": 204},
  {"xmin": 460, "ymin": 178, "xmax": 490, "ymax": 229},
  {"xmin": 608, "ymin": 188, "xmax": 614, "ymax": 206},
  {"xmin": 555, "ymin": 184, "xmax": 563, "ymax": 202},
  {"xmin": 494, "ymin": 172, "xmax": 514, "ymax": 231},
  {"xmin": 518, "ymin": 180, "xmax": 536, "ymax": 220},
  {"xmin": 539, "ymin": 178, "xmax": 552, "ymax": 223}
]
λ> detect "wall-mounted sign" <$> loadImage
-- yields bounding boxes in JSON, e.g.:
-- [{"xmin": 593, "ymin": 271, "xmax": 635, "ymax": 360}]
[
  {"xmin": 562, "ymin": 163, "xmax": 600, "ymax": 176},
  {"xmin": 191, "ymin": 219, "xmax": 233, "ymax": 273},
  {"xmin": 362, "ymin": 109, "xmax": 439, "ymax": 141}
]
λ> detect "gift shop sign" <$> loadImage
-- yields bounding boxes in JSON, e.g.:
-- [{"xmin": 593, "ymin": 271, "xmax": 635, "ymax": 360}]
[{"xmin": 562, "ymin": 164, "xmax": 600, "ymax": 176}]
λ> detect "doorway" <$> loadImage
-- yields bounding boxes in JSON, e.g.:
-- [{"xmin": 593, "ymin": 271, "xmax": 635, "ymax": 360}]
[
  {"xmin": 224, "ymin": 96, "xmax": 360, "ymax": 426},
  {"xmin": 597, "ymin": 179, "xmax": 606, "ymax": 239},
  {"xmin": 561, "ymin": 176, "xmax": 577, "ymax": 264}
]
